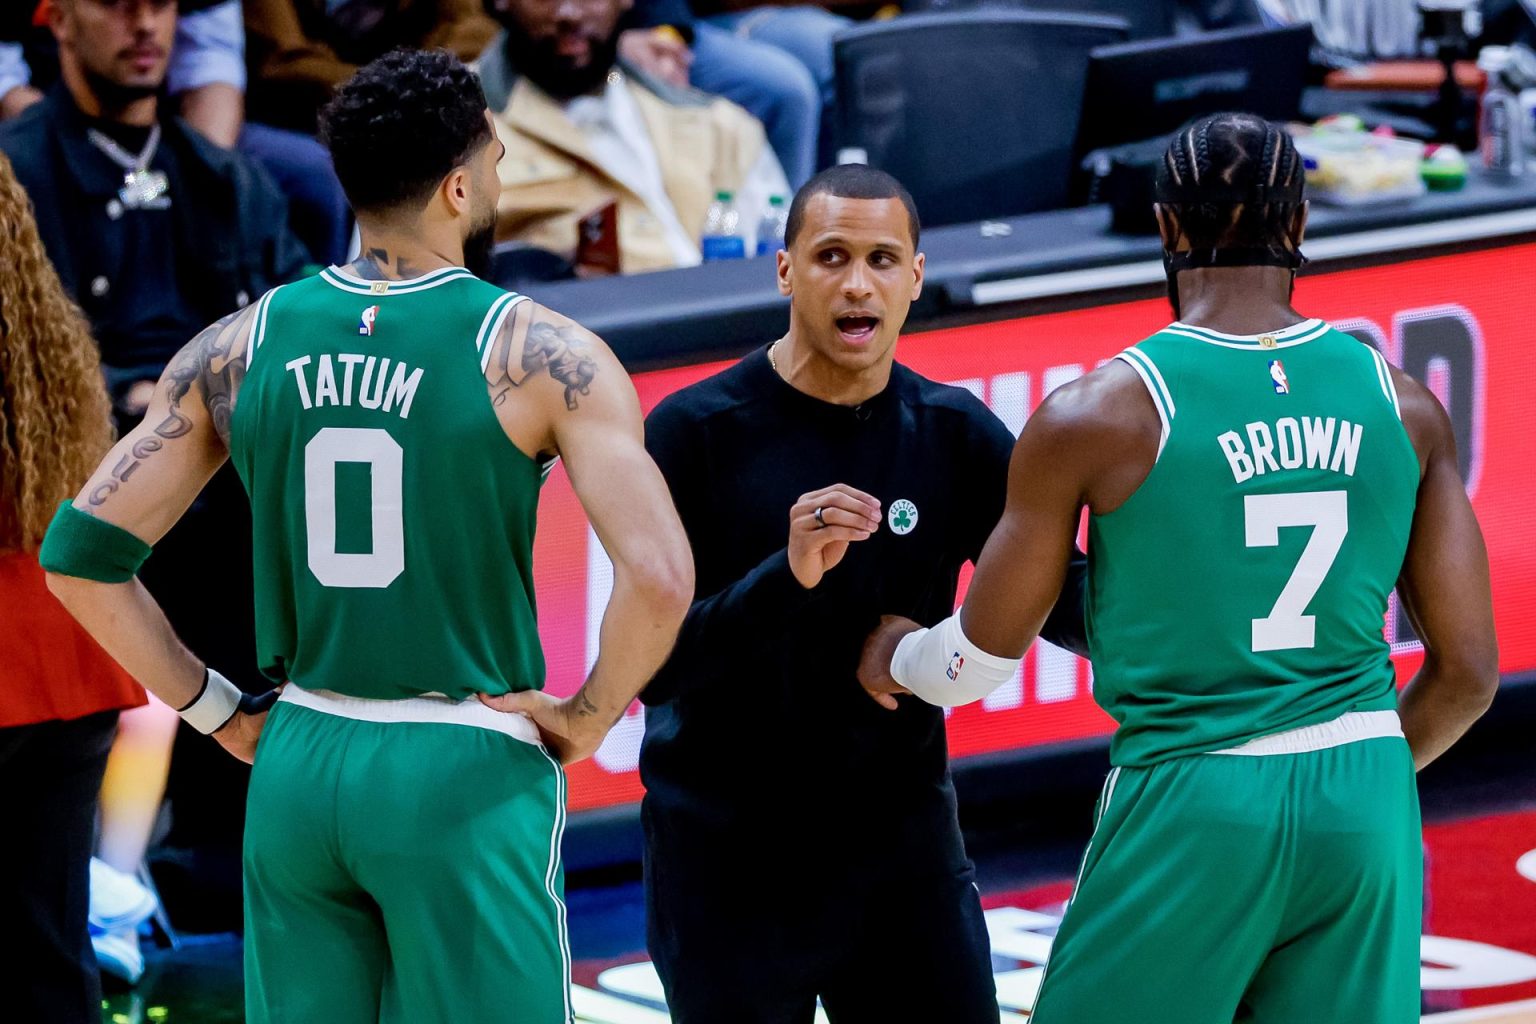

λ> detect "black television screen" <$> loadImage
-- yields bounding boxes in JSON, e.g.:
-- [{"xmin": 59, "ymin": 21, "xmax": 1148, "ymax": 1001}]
[{"xmin": 1074, "ymin": 23, "xmax": 1314, "ymax": 159}]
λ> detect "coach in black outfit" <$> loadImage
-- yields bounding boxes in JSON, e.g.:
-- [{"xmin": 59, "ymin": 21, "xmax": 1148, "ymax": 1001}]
[{"xmin": 641, "ymin": 165, "xmax": 1087, "ymax": 1023}]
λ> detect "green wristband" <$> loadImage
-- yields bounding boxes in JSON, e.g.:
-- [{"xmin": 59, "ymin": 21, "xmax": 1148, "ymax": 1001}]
[{"xmin": 38, "ymin": 501, "xmax": 152, "ymax": 583}]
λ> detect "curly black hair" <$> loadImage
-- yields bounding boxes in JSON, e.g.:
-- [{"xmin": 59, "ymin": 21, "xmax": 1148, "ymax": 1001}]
[
  {"xmin": 1156, "ymin": 112, "xmax": 1304, "ymax": 252},
  {"xmin": 319, "ymin": 49, "xmax": 494, "ymax": 216}
]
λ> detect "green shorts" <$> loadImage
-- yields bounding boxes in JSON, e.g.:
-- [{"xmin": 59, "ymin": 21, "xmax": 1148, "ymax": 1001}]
[
  {"xmin": 242, "ymin": 688, "xmax": 571, "ymax": 1024},
  {"xmin": 1032, "ymin": 713, "xmax": 1421, "ymax": 1024}
]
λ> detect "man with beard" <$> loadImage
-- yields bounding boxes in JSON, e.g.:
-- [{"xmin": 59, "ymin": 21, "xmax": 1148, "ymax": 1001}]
[
  {"xmin": 42, "ymin": 49, "xmax": 695, "ymax": 1023},
  {"xmin": 0, "ymin": 0, "xmax": 305, "ymax": 425},
  {"xmin": 0, "ymin": 2, "xmax": 305, "ymax": 957},
  {"xmin": 480, "ymin": 0, "xmax": 789, "ymax": 274}
]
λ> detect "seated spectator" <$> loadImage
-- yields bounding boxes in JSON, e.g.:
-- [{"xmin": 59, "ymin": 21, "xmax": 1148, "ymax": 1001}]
[
  {"xmin": 483, "ymin": 0, "xmax": 790, "ymax": 275},
  {"xmin": 619, "ymin": 0, "xmax": 838, "ymax": 188},
  {"xmin": 0, "ymin": 3, "xmax": 44, "ymax": 119},
  {"xmin": 1256, "ymin": 0, "xmax": 1418, "ymax": 60},
  {"xmin": 0, "ymin": 0, "xmax": 307, "ymax": 424},
  {"xmin": 243, "ymin": 0, "xmax": 497, "ymax": 133},
  {"xmin": 0, "ymin": 1, "xmax": 351, "ymax": 264},
  {"xmin": 1, "ymin": 0, "xmax": 246, "ymax": 136},
  {"xmin": 175, "ymin": 0, "xmax": 353, "ymax": 263}
]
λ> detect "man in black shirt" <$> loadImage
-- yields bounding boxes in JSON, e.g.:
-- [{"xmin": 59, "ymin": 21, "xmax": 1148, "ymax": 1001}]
[{"xmin": 641, "ymin": 165, "xmax": 1086, "ymax": 1023}]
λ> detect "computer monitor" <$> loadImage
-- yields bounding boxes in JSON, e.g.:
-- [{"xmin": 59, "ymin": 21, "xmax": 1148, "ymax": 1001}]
[
  {"xmin": 901, "ymin": 0, "xmax": 1173, "ymax": 41},
  {"xmin": 1074, "ymin": 23, "xmax": 1314, "ymax": 159}
]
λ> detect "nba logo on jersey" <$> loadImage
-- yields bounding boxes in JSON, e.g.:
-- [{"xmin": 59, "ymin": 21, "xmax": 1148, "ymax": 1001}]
[
  {"xmin": 1269, "ymin": 360, "xmax": 1290, "ymax": 395},
  {"xmin": 947, "ymin": 652, "xmax": 965, "ymax": 681},
  {"xmin": 359, "ymin": 305, "xmax": 380, "ymax": 336}
]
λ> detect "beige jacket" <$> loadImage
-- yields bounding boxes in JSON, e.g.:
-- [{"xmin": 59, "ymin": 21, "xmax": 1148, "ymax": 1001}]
[{"xmin": 479, "ymin": 36, "xmax": 774, "ymax": 274}]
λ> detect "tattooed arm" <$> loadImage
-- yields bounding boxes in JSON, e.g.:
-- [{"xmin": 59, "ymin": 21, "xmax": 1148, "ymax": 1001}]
[
  {"xmin": 46, "ymin": 305, "xmax": 267, "ymax": 761},
  {"xmin": 478, "ymin": 302, "xmax": 694, "ymax": 765}
]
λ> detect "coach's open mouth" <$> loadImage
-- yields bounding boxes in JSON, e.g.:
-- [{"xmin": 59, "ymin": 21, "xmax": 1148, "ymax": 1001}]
[{"xmin": 835, "ymin": 315, "xmax": 879, "ymax": 344}]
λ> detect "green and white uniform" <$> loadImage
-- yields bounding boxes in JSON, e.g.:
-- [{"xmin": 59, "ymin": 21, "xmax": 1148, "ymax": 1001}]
[
  {"xmin": 228, "ymin": 265, "xmax": 570, "ymax": 1023},
  {"xmin": 1032, "ymin": 319, "xmax": 1422, "ymax": 1024}
]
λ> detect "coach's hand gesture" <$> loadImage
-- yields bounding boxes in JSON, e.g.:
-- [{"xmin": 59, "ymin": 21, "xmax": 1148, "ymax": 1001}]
[{"xmin": 789, "ymin": 484, "xmax": 881, "ymax": 590}]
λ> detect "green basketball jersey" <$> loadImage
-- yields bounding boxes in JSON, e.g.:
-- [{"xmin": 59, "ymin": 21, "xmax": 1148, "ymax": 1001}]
[
  {"xmin": 228, "ymin": 266, "xmax": 547, "ymax": 700},
  {"xmin": 1086, "ymin": 318, "xmax": 1421, "ymax": 766}
]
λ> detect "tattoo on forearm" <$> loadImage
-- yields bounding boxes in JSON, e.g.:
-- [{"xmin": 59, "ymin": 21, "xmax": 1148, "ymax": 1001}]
[
  {"xmin": 86, "ymin": 308, "xmax": 250, "ymax": 507},
  {"xmin": 487, "ymin": 313, "xmax": 599, "ymax": 411},
  {"xmin": 576, "ymin": 691, "xmax": 600, "ymax": 717}
]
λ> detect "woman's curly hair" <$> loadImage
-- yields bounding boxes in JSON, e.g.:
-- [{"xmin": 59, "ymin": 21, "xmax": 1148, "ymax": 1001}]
[{"xmin": 0, "ymin": 150, "xmax": 114, "ymax": 554}]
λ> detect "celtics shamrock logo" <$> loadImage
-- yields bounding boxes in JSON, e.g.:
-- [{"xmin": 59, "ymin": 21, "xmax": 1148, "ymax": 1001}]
[{"xmin": 888, "ymin": 499, "xmax": 918, "ymax": 536}]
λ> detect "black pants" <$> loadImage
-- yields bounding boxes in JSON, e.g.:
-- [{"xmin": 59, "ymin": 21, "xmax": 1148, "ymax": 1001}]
[
  {"xmin": 646, "ymin": 824, "xmax": 998, "ymax": 1024},
  {"xmin": 0, "ymin": 711, "xmax": 119, "ymax": 1024}
]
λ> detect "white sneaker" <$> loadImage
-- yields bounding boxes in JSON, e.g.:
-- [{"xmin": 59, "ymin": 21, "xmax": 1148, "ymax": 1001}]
[
  {"xmin": 92, "ymin": 926, "xmax": 145, "ymax": 985},
  {"xmin": 88, "ymin": 858, "xmax": 158, "ymax": 933}
]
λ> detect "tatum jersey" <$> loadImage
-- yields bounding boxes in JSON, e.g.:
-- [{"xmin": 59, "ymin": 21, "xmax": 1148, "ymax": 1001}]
[
  {"xmin": 1086, "ymin": 318, "xmax": 1421, "ymax": 766},
  {"xmin": 229, "ymin": 266, "xmax": 547, "ymax": 701}
]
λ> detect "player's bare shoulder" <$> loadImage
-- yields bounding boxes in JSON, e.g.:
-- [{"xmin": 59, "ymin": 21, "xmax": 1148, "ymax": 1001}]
[
  {"xmin": 482, "ymin": 299, "xmax": 636, "ymax": 457},
  {"xmin": 1019, "ymin": 358, "xmax": 1162, "ymax": 514},
  {"xmin": 484, "ymin": 299, "xmax": 611, "ymax": 412},
  {"xmin": 1031, "ymin": 359, "xmax": 1162, "ymax": 457},
  {"xmin": 1387, "ymin": 363, "xmax": 1454, "ymax": 479}
]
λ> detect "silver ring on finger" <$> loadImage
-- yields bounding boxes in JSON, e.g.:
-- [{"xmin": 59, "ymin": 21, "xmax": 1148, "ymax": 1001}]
[{"xmin": 814, "ymin": 506, "xmax": 827, "ymax": 529}]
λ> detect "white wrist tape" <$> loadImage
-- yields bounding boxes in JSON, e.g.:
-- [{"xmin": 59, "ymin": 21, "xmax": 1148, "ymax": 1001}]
[
  {"xmin": 889, "ymin": 611, "xmax": 1023, "ymax": 708},
  {"xmin": 178, "ymin": 668, "xmax": 242, "ymax": 734}
]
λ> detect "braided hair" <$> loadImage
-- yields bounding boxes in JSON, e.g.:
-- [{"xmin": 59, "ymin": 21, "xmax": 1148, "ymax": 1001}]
[{"xmin": 1157, "ymin": 112, "xmax": 1304, "ymax": 255}]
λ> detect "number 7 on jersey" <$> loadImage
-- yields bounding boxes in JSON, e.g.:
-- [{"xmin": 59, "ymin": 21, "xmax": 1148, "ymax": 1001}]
[{"xmin": 1245, "ymin": 490, "xmax": 1349, "ymax": 653}]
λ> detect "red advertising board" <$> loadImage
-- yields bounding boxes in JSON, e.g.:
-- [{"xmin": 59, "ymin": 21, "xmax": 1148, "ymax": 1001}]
[{"xmin": 538, "ymin": 242, "xmax": 1536, "ymax": 812}]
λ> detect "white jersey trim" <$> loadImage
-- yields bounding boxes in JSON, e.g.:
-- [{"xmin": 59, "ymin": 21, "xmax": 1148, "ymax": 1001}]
[
  {"xmin": 244, "ymin": 287, "xmax": 281, "ymax": 369},
  {"xmin": 1207, "ymin": 710, "xmax": 1403, "ymax": 756},
  {"xmin": 477, "ymin": 293, "xmax": 530, "ymax": 373},
  {"xmin": 1163, "ymin": 318, "xmax": 1329, "ymax": 350},
  {"xmin": 1115, "ymin": 348, "xmax": 1173, "ymax": 459},
  {"xmin": 1366, "ymin": 346, "xmax": 1404, "ymax": 420},
  {"xmin": 318, "ymin": 265, "xmax": 476, "ymax": 295},
  {"xmin": 279, "ymin": 685, "xmax": 543, "ymax": 746}
]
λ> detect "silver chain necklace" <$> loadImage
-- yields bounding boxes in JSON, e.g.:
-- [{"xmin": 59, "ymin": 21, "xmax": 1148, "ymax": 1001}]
[
  {"xmin": 768, "ymin": 337, "xmax": 787, "ymax": 376},
  {"xmin": 87, "ymin": 123, "xmax": 171, "ymax": 209}
]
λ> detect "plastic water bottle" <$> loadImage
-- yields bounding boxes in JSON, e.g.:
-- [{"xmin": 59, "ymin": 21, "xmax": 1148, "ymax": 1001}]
[
  {"xmin": 1478, "ymin": 47, "xmax": 1525, "ymax": 176},
  {"xmin": 754, "ymin": 195, "xmax": 788, "ymax": 257},
  {"xmin": 1522, "ymin": 89, "xmax": 1536, "ymax": 156},
  {"xmin": 701, "ymin": 191, "xmax": 746, "ymax": 261}
]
